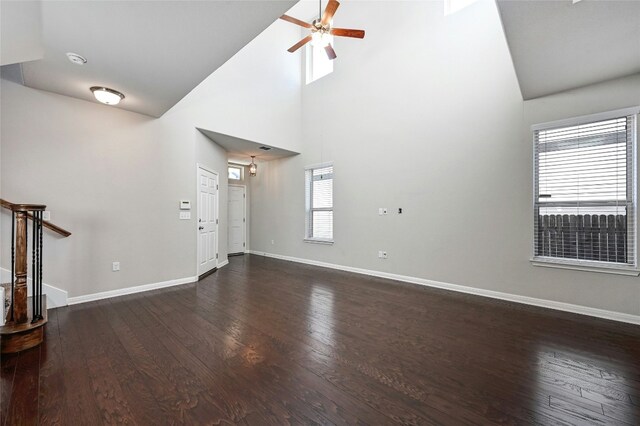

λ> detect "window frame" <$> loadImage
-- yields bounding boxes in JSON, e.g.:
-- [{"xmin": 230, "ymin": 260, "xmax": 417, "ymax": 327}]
[
  {"xmin": 228, "ymin": 165, "xmax": 243, "ymax": 181},
  {"xmin": 304, "ymin": 162, "xmax": 334, "ymax": 244},
  {"xmin": 305, "ymin": 37, "xmax": 334, "ymax": 84},
  {"xmin": 530, "ymin": 106, "xmax": 640, "ymax": 275}
]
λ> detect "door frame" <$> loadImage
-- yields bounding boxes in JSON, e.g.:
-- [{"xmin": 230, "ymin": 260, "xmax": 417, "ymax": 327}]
[
  {"xmin": 228, "ymin": 183, "xmax": 247, "ymax": 255},
  {"xmin": 196, "ymin": 163, "xmax": 219, "ymax": 276}
]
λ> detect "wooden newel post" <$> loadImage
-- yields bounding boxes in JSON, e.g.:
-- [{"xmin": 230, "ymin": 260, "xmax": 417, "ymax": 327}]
[
  {"xmin": 12, "ymin": 211, "xmax": 29, "ymax": 323},
  {"xmin": 1, "ymin": 202, "xmax": 48, "ymax": 353}
]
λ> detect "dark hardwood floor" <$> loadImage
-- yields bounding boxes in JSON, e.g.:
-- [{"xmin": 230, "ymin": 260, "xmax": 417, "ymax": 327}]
[{"xmin": 2, "ymin": 254, "xmax": 640, "ymax": 425}]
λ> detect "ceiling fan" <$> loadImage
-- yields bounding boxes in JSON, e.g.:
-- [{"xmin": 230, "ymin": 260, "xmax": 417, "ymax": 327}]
[{"xmin": 280, "ymin": 0, "xmax": 365, "ymax": 60}]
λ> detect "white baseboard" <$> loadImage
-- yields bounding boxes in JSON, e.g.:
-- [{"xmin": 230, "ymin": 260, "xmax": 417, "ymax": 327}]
[
  {"xmin": 4, "ymin": 258, "xmax": 232, "ymax": 308},
  {"xmin": 68, "ymin": 276, "xmax": 198, "ymax": 305},
  {"xmin": 247, "ymin": 250, "xmax": 640, "ymax": 326},
  {"xmin": 1, "ymin": 267, "xmax": 68, "ymax": 308}
]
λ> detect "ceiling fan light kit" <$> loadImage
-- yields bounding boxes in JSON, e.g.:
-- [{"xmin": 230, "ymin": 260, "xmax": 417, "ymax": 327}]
[{"xmin": 280, "ymin": 0, "xmax": 365, "ymax": 60}]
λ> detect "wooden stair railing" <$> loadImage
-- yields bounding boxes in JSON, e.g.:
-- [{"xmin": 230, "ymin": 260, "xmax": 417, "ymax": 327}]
[
  {"xmin": 0, "ymin": 200, "xmax": 70, "ymax": 353},
  {"xmin": 1, "ymin": 199, "xmax": 71, "ymax": 237}
]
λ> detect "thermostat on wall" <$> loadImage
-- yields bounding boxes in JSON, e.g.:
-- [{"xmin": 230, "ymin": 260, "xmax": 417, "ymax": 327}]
[{"xmin": 180, "ymin": 200, "xmax": 191, "ymax": 210}]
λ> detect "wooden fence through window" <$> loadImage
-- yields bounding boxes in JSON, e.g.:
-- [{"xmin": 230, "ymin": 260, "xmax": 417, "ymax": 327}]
[{"xmin": 536, "ymin": 214, "xmax": 627, "ymax": 263}]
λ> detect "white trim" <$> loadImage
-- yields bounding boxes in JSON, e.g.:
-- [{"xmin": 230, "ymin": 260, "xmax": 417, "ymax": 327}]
[
  {"xmin": 67, "ymin": 276, "xmax": 198, "ymax": 305},
  {"xmin": 531, "ymin": 106, "xmax": 640, "ymax": 131},
  {"xmin": 1, "ymin": 267, "xmax": 68, "ymax": 308},
  {"xmin": 305, "ymin": 161, "xmax": 334, "ymax": 171},
  {"xmin": 247, "ymin": 251, "xmax": 640, "ymax": 326},
  {"xmin": 531, "ymin": 258, "xmax": 640, "ymax": 276},
  {"xmin": 227, "ymin": 164, "xmax": 243, "ymax": 181},
  {"xmin": 303, "ymin": 238, "xmax": 334, "ymax": 245},
  {"xmin": 68, "ymin": 259, "xmax": 230, "ymax": 306}
]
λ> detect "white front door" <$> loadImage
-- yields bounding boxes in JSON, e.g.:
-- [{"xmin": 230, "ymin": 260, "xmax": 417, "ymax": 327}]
[
  {"xmin": 228, "ymin": 185, "xmax": 246, "ymax": 254},
  {"xmin": 198, "ymin": 167, "xmax": 218, "ymax": 275}
]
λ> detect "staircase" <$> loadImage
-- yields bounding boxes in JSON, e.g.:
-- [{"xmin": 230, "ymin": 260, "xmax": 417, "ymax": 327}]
[{"xmin": 0, "ymin": 199, "xmax": 71, "ymax": 353}]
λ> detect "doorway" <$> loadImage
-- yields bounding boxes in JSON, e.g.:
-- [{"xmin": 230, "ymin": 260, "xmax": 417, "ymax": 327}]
[
  {"xmin": 228, "ymin": 184, "xmax": 246, "ymax": 255},
  {"xmin": 197, "ymin": 165, "xmax": 218, "ymax": 276}
]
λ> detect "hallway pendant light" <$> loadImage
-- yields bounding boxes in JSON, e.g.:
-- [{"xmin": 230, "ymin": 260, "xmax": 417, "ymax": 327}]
[
  {"xmin": 249, "ymin": 156, "xmax": 257, "ymax": 177},
  {"xmin": 90, "ymin": 86, "xmax": 124, "ymax": 105}
]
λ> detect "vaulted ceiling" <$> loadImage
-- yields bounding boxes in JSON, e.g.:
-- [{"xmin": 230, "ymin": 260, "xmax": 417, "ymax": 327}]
[
  {"xmin": 497, "ymin": 0, "xmax": 640, "ymax": 100},
  {"xmin": 2, "ymin": 0, "xmax": 639, "ymax": 116},
  {"xmin": 1, "ymin": 0, "xmax": 297, "ymax": 117}
]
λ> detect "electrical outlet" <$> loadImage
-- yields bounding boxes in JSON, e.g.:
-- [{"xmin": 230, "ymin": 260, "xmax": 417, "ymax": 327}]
[
  {"xmin": 42, "ymin": 211, "xmax": 51, "ymax": 221},
  {"xmin": 112, "ymin": 262, "xmax": 120, "ymax": 271}
]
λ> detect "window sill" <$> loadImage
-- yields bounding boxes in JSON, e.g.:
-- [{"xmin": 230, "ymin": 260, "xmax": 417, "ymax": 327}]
[
  {"xmin": 530, "ymin": 258, "xmax": 640, "ymax": 276},
  {"xmin": 304, "ymin": 238, "xmax": 334, "ymax": 245}
]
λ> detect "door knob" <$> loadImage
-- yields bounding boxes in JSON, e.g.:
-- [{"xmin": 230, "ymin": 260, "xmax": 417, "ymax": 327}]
[{"xmin": 199, "ymin": 226, "xmax": 204, "ymax": 230}]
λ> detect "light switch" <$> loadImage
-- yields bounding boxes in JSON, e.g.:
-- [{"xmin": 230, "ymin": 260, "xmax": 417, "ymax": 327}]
[
  {"xmin": 43, "ymin": 211, "xmax": 51, "ymax": 221},
  {"xmin": 180, "ymin": 212, "xmax": 191, "ymax": 220}
]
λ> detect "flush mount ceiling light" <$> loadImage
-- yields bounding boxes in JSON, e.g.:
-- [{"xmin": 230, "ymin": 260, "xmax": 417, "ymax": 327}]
[
  {"xmin": 90, "ymin": 86, "xmax": 124, "ymax": 105},
  {"xmin": 249, "ymin": 156, "xmax": 257, "ymax": 177},
  {"xmin": 66, "ymin": 52, "xmax": 87, "ymax": 65},
  {"xmin": 280, "ymin": 0, "xmax": 365, "ymax": 60}
]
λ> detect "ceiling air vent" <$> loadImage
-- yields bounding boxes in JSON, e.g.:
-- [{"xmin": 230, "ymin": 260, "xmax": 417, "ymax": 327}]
[{"xmin": 259, "ymin": 146, "xmax": 272, "ymax": 151}]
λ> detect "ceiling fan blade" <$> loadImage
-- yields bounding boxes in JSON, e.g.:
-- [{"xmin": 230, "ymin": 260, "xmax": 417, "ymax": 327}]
[
  {"xmin": 280, "ymin": 14, "xmax": 312, "ymax": 29},
  {"xmin": 321, "ymin": 0, "xmax": 340, "ymax": 26},
  {"xmin": 330, "ymin": 28, "xmax": 365, "ymax": 39},
  {"xmin": 287, "ymin": 35, "xmax": 313, "ymax": 53},
  {"xmin": 324, "ymin": 43, "xmax": 337, "ymax": 60}
]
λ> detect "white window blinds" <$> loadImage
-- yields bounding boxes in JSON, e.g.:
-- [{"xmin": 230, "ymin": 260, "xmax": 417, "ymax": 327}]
[
  {"xmin": 305, "ymin": 164, "xmax": 333, "ymax": 241},
  {"xmin": 533, "ymin": 111, "xmax": 637, "ymax": 267}
]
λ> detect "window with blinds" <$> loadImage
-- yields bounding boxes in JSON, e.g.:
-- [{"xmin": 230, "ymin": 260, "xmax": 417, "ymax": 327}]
[
  {"xmin": 533, "ymin": 109, "xmax": 638, "ymax": 269},
  {"xmin": 305, "ymin": 164, "xmax": 334, "ymax": 242}
]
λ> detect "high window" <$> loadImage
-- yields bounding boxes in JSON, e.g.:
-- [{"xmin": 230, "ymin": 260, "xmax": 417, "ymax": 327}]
[
  {"xmin": 228, "ymin": 165, "xmax": 242, "ymax": 180},
  {"xmin": 306, "ymin": 38, "xmax": 333, "ymax": 84},
  {"xmin": 305, "ymin": 163, "xmax": 334, "ymax": 243},
  {"xmin": 533, "ymin": 108, "xmax": 638, "ymax": 272}
]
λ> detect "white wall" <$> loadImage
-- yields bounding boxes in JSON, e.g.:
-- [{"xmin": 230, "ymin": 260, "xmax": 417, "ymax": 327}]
[
  {"xmin": 249, "ymin": 0, "xmax": 640, "ymax": 317},
  {"xmin": 0, "ymin": 0, "xmax": 43, "ymax": 66},
  {"xmin": 0, "ymin": 18, "xmax": 301, "ymax": 298}
]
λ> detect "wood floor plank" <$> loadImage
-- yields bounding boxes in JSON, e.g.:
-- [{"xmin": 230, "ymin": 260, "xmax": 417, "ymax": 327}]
[
  {"xmin": 152, "ymin": 288, "xmax": 397, "ymax": 425},
  {"xmin": 6, "ymin": 345, "xmax": 40, "ymax": 425},
  {"xmin": 56, "ymin": 305, "xmax": 107, "ymax": 425},
  {"xmin": 180, "ymin": 275, "xmax": 561, "ymax": 425},
  {"xmin": 37, "ymin": 308, "xmax": 68, "ymax": 425},
  {"xmin": 114, "ymin": 297, "xmax": 241, "ymax": 424},
  {"xmin": 549, "ymin": 395, "xmax": 626, "ymax": 426},
  {"xmin": 0, "ymin": 352, "xmax": 18, "ymax": 426},
  {"xmin": 601, "ymin": 400, "xmax": 640, "ymax": 425},
  {"xmin": 188, "ymin": 264, "xmax": 570, "ymax": 423},
  {"xmin": 2, "ymin": 255, "xmax": 640, "ymax": 425}
]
